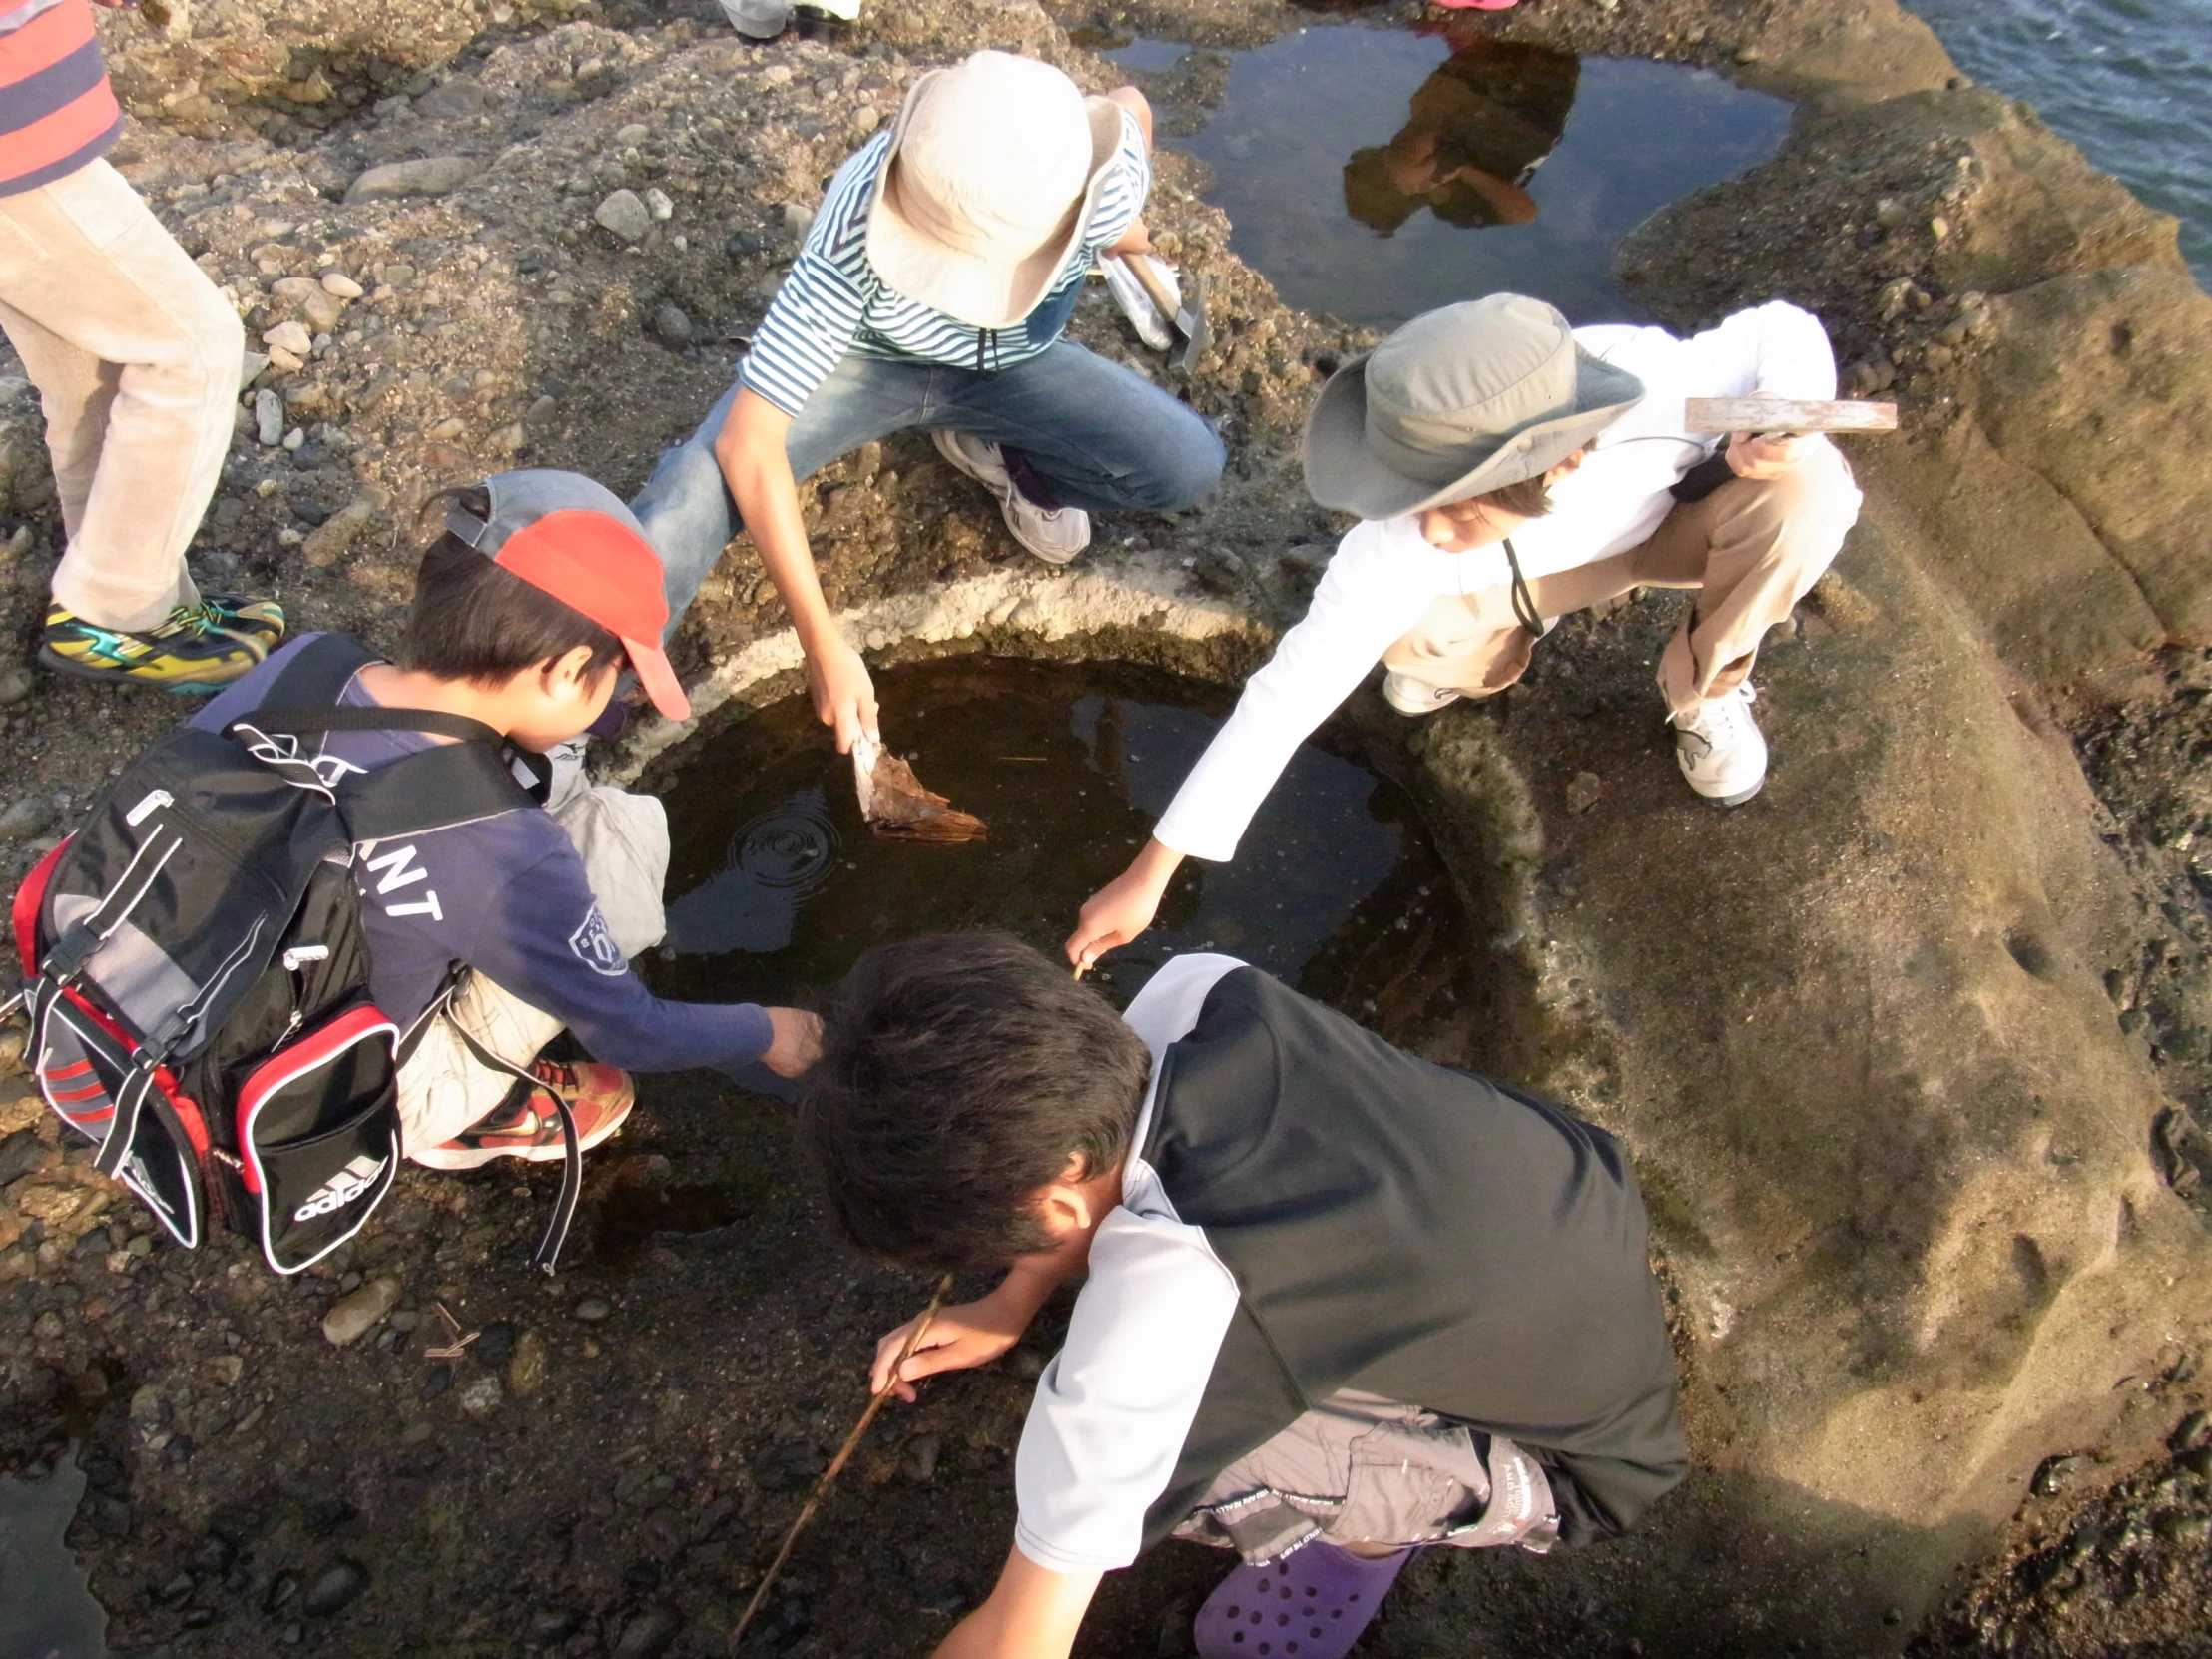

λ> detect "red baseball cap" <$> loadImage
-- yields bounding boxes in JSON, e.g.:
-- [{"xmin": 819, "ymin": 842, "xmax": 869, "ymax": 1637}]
[{"xmin": 445, "ymin": 469, "xmax": 692, "ymax": 723}]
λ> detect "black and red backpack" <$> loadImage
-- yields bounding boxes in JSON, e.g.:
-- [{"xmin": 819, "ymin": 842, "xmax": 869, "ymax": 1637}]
[{"xmin": 4, "ymin": 634, "xmax": 580, "ymax": 1274}]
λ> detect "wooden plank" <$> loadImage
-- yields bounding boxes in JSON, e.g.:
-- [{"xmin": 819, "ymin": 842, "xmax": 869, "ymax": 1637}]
[{"xmin": 1684, "ymin": 397, "xmax": 1899, "ymax": 434}]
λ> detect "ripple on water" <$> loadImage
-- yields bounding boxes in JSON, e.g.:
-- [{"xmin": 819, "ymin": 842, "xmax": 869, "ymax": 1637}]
[{"xmin": 662, "ymin": 788, "xmax": 840, "ymax": 956}]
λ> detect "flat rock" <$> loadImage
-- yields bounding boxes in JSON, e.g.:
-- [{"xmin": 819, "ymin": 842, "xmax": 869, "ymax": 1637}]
[
  {"xmin": 411, "ymin": 80, "xmax": 487, "ymax": 121},
  {"xmin": 253, "ymin": 387, "xmax": 284, "ymax": 447},
  {"xmin": 751, "ymin": 1440, "xmax": 824, "ymax": 1492},
  {"xmin": 457, "ymin": 1374, "xmax": 502, "ymax": 1417},
  {"xmin": 269, "ymin": 276, "xmax": 343, "ymax": 333},
  {"xmin": 320, "ymin": 1277, "xmax": 400, "ymax": 1347},
  {"xmin": 0, "ymin": 796, "xmax": 56, "ymax": 840},
  {"xmin": 1964, "ymin": 265, "xmax": 2212, "ymax": 650},
  {"xmin": 611, "ymin": 1605, "xmax": 680, "ymax": 1659},
  {"xmin": 301, "ymin": 497, "xmax": 381, "ymax": 568},
  {"xmin": 0, "ymin": 1128, "xmax": 54, "ymax": 1185},
  {"xmin": 508, "ymin": 1330, "xmax": 548, "ymax": 1397},
  {"xmin": 343, "ymin": 156, "xmax": 483, "ymax": 204},
  {"xmin": 301, "ymin": 1559, "xmax": 367, "ymax": 1617},
  {"xmin": 260, "ymin": 319, "xmax": 312, "ymax": 357},
  {"xmin": 594, "ymin": 188, "xmax": 653, "ymax": 244},
  {"xmin": 651, "ymin": 301, "xmax": 693, "ymax": 347}
]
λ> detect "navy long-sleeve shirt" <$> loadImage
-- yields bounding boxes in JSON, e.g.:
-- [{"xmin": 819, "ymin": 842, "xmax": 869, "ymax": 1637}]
[{"xmin": 195, "ymin": 637, "xmax": 772, "ymax": 1072}]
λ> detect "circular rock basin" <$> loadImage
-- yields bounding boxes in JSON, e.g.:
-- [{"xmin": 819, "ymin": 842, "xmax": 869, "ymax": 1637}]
[{"xmin": 648, "ymin": 656, "xmax": 1491, "ymax": 1057}]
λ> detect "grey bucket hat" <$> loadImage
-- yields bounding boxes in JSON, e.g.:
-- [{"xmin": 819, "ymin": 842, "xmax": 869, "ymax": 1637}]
[{"xmin": 1302, "ymin": 294, "xmax": 1646, "ymax": 519}]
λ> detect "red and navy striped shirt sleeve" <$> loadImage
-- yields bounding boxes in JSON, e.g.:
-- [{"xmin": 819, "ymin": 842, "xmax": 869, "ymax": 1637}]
[{"xmin": 0, "ymin": 0, "xmax": 122, "ymax": 197}]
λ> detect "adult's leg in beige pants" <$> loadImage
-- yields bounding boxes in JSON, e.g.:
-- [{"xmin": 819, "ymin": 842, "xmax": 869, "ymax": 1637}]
[
  {"xmin": 394, "ymin": 782, "xmax": 672, "ymax": 1159},
  {"xmin": 0, "ymin": 159, "xmax": 243, "ymax": 630},
  {"xmin": 1381, "ymin": 441, "xmax": 1861, "ymax": 713}
]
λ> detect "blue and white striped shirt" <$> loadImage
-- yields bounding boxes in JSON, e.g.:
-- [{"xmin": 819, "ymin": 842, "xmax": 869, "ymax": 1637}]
[{"xmin": 739, "ymin": 107, "xmax": 1151, "ymax": 417}]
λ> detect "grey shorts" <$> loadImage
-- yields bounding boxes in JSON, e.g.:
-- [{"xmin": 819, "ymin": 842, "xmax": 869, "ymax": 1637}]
[{"xmin": 1171, "ymin": 1390, "xmax": 1560, "ymax": 1565}]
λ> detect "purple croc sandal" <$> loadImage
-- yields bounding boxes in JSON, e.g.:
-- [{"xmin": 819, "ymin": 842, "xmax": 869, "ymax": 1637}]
[{"xmin": 1193, "ymin": 1542, "xmax": 1412, "ymax": 1659}]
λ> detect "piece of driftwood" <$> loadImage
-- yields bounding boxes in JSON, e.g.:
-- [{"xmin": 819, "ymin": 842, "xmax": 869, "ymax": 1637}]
[
  {"xmin": 852, "ymin": 737, "xmax": 988, "ymax": 842},
  {"xmin": 731, "ymin": 1274, "xmax": 956, "ymax": 1648},
  {"xmin": 1684, "ymin": 396, "xmax": 1899, "ymax": 434}
]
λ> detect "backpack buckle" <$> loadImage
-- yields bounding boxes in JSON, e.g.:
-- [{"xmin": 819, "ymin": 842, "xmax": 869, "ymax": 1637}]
[{"xmin": 39, "ymin": 919, "xmax": 99, "ymax": 982}]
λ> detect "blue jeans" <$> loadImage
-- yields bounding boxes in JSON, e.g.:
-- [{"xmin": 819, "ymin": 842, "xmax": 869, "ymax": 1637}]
[{"xmin": 630, "ymin": 341, "xmax": 1226, "ymax": 636}]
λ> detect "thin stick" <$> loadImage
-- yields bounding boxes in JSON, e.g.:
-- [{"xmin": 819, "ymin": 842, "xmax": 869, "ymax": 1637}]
[{"xmin": 731, "ymin": 1273, "xmax": 955, "ymax": 1647}]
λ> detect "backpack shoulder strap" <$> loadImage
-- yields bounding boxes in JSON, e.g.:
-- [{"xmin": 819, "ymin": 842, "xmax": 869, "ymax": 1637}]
[
  {"xmin": 236, "ymin": 633, "xmax": 502, "ymax": 745},
  {"xmin": 340, "ymin": 740, "xmax": 540, "ymax": 843},
  {"xmin": 258, "ymin": 632, "xmax": 377, "ymax": 708},
  {"xmin": 225, "ymin": 631, "xmax": 546, "ymax": 840}
]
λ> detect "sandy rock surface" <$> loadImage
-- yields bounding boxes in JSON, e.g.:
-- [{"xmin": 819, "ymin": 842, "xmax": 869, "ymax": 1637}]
[{"xmin": 0, "ymin": 1, "xmax": 2208, "ymax": 1656}]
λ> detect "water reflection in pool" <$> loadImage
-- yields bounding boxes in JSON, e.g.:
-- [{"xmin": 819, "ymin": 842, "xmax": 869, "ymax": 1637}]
[
  {"xmin": 0, "ymin": 1450, "xmax": 106, "ymax": 1659},
  {"xmin": 1111, "ymin": 23, "xmax": 1793, "ymax": 326}
]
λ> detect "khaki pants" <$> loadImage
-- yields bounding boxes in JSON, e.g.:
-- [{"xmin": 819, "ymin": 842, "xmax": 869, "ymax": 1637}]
[
  {"xmin": 1171, "ymin": 1389, "xmax": 1560, "ymax": 1564},
  {"xmin": 395, "ymin": 763, "xmax": 671, "ymax": 1160},
  {"xmin": 0, "ymin": 159, "xmax": 244, "ymax": 631},
  {"xmin": 1382, "ymin": 440, "xmax": 1862, "ymax": 718}
]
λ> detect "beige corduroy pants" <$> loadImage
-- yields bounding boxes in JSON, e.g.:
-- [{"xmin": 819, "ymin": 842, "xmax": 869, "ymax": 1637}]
[{"xmin": 0, "ymin": 158, "xmax": 242, "ymax": 630}]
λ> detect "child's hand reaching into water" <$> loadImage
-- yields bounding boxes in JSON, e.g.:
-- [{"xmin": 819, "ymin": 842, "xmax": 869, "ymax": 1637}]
[{"xmin": 762, "ymin": 1007, "xmax": 823, "ymax": 1077}]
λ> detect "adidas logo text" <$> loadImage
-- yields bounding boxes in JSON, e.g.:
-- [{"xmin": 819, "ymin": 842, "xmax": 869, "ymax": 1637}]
[{"xmin": 292, "ymin": 1153, "xmax": 389, "ymax": 1222}]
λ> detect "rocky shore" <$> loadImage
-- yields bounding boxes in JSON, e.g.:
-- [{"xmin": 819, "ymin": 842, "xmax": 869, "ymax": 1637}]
[{"xmin": 1, "ymin": 1, "xmax": 2209, "ymax": 1654}]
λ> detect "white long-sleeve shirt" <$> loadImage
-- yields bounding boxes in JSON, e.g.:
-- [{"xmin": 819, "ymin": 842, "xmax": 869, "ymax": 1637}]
[{"xmin": 1153, "ymin": 302, "xmax": 1839, "ymax": 863}]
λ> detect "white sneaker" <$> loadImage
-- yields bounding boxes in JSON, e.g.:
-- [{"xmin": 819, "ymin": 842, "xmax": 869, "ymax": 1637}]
[
  {"xmin": 1382, "ymin": 670, "xmax": 1462, "ymax": 717},
  {"xmin": 932, "ymin": 429, "xmax": 1090, "ymax": 565},
  {"xmin": 1672, "ymin": 682, "xmax": 1767, "ymax": 805}
]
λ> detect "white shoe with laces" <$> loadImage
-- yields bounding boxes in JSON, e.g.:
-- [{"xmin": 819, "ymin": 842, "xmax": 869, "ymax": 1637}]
[
  {"xmin": 932, "ymin": 429, "xmax": 1091, "ymax": 565},
  {"xmin": 1672, "ymin": 681, "xmax": 1768, "ymax": 805}
]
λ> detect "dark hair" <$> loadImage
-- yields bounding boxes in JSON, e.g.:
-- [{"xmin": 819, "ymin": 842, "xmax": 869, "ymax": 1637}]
[
  {"xmin": 1470, "ymin": 471, "xmax": 1555, "ymax": 520},
  {"xmin": 398, "ymin": 486, "xmax": 626, "ymax": 686},
  {"xmin": 800, "ymin": 932, "xmax": 1152, "ymax": 1270}
]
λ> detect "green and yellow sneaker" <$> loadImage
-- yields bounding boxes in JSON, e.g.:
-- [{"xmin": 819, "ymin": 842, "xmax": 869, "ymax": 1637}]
[{"xmin": 40, "ymin": 595, "xmax": 286, "ymax": 693}]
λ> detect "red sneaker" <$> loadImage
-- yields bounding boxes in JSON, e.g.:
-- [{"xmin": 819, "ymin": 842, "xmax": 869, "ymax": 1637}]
[{"xmin": 412, "ymin": 1060, "xmax": 635, "ymax": 1170}]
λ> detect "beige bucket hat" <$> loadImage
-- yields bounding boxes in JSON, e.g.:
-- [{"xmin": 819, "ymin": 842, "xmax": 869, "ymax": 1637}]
[
  {"xmin": 865, "ymin": 50, "xmax": 1126, "ymax": 330},
  {"xmin": 1303, "ymin": 294, "xmax": 1646, "ymax": 519}
]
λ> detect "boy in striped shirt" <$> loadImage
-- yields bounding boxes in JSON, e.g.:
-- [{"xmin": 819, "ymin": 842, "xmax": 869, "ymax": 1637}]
[
  {"xmin": 633, "ymin": 50, "xmax": 1225, "ymax": 751},
  {"xmin": 0, "ymin": 0, "xmax": 285, "ymax": 690}
]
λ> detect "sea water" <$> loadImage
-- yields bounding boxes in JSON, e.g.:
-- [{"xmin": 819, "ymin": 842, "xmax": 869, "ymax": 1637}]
[{"xmin": 1912, "ymin": 0, "xmax": 2211, "ymax": 288}]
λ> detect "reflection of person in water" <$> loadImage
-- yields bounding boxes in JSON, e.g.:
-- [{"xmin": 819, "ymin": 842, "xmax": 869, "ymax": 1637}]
[{"xmin": 1342, "ymin": 37, "xmax": 1578, "ymax": 235}]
